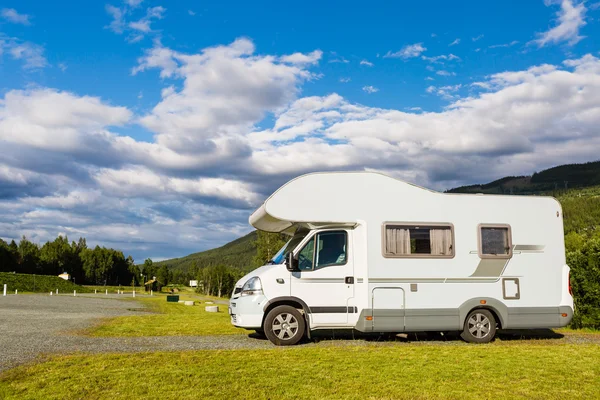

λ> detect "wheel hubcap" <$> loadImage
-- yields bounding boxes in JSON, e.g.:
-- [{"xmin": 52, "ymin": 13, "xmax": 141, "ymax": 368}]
[
  {"xmin": 272, "ymin": 313, "xmax": 299, "ymax": 340},
  {"xmin": 468, "ymin": 313, "xmax": 491, "ymax": 339}
]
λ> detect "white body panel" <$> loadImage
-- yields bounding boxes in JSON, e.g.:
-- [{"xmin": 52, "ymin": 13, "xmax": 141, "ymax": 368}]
[{"xmin": 230, "ymin": 172, "xmax": 574, "ymax": 333}]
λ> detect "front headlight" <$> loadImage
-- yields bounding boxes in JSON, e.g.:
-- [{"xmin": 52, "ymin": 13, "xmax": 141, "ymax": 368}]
[{"xmin": 241, "ymin": 276, "xmax": 263, "ymax": 296}]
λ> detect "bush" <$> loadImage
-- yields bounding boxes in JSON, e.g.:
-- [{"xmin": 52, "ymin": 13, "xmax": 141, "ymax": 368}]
[
  {"xmin": 567, "ymin": 238, "xmax": 600, "ymax": 329},
  {"xmin": 0, "ymin": 272, "xmax": 92, "ymax": 293}
]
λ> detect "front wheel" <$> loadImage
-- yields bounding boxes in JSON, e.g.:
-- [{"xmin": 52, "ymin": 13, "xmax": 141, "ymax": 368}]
[
  {"xmin": 264, "ymin": 305, "xmax": 305, "ymax": 346},
  {"xmin": 461, "ymin": 309, "xmax": 496, "ymax": 343}
]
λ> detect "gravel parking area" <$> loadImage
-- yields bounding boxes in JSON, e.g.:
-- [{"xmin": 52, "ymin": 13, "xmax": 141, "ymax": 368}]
[
  {"xmin": 0, "ymin": 294, "xmax": 272, "ymax": 372},
  {"xmin": 1, "ymin": 294, "xmax": 599, "ymax": 373}
]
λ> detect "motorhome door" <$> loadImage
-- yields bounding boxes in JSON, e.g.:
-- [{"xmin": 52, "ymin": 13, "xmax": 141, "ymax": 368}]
[{"xmin": 291, "ymin": 230, "xmax": 355, "ymax": 325}]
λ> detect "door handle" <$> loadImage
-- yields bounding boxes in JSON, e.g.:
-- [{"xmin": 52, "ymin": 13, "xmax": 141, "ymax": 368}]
[{"xmin": 345, "ymin": 276, "xmax": 354, "ymax": 284}]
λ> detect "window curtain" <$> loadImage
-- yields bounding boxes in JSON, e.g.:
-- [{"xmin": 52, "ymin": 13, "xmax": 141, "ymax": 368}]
[
  {"xmin": 430, "ymin": 229, "xmax": 452, "ymax": 255},
  {"xmin": 386, "ymin": 228, "xmax": 410, "ymax": 255}
]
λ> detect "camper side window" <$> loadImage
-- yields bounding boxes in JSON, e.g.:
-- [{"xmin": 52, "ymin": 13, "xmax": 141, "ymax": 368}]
[
  {"xmin": 382, "ymin": 223, "xmax": 454, "ymax": 258},
  {"xmin": 479, "ymin": 225, "xmax": 512, "ymax": 259}
]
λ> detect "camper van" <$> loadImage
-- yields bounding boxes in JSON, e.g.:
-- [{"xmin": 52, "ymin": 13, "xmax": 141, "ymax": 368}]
[{"xmin": 229, "ymin": 172, "xmax": 574, "ymax": 345}]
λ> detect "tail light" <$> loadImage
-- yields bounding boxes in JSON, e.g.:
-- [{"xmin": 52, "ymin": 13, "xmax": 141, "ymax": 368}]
[{"xmin": 568, "ymin": 272, "xmax": 572, "ymax": 295}]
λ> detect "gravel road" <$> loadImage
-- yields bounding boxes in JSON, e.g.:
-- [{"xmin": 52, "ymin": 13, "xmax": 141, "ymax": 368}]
[{"xmin": 1, "ymin": 294, "xmax": 598, "ymax": 372}]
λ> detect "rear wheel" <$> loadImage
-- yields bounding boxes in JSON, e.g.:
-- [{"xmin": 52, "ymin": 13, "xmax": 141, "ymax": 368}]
[
  {"xmin": 264, "ymin": 305, "xmax": 305, "ymax": 346},
  {"xmin": 461, "ymin": 309, "xmax": 496, "ymax": 343}
]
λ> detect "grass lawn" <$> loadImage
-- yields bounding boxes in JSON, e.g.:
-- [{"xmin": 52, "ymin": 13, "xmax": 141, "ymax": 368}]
[
  {"xmin": 1, "ymin": 343, "xmax": 599, "ymax": 399},
  {"xmin": 86, "ymin": 295, "xmax": 246, "ymax": 337}
]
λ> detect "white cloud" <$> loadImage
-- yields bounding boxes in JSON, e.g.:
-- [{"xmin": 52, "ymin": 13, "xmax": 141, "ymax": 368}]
[
  {"xmin": 188, "ymin": 10, "xmax": 196, "ymax": 16},
  {"xmin": 360, "ymin": 59, "xmax": 374, "ymax": 67},
  {"xmin": 280, "ymin": 50, "xmax": 323, "ymax": 65},
  {"xmin": 1, "ymin": 8, "xmax": 31, "ymax": 25},
  {"xmin": 532, "ymin": 0, "xmax": 587, "ymax": 47},
  {"xmin": 472, "ymin": 34, "xmax": 484, "ymax": 42},
  {"xmin": 384, "ymin": 43, "xmax": 426, "ymax": 59},
  {"xmin": 426, "ymin": 84, "xmax": 462, "ymax": 100},
  {"xmin": 133, "ymin": 38, "xmax": 320, "ymax": 153},
  {"xmin": 436, "ymin": 70, "xmax": 456, "ymax": 76},
  {"xmin": 449, "ymin": 38, "xmax": 461, "ymax": 46},
  {"xmin": 422, "ymin": 54, "xmax": 461, "ymax": 64},
  {"xmin": 58, "ymin": 62, "xmax": 68, "ymax": 72},
  {"xmin": 329, "ymin": 57, "xmax": 349, "ymax": 63},
  {"xmin": 106, "ymin": 4, "xmax": 165, "ymax": 42},
  {"xmin": 489, "ymin": 40, "xmax": 519, "ymax": 49},
  {"xmin": 362, "ymin": 86, "xmax": 379, "ymax": 94},
  {"xmin": 0, "ymin": 89, "xmax": 131, "ymax": 152},
  {"xmin": 0, "ymin": 36, "xmax": 48, "ymax": 70},
  {"xmin": 125, "ymin": 0, "xmax": 144, "ymax": 7},
  {"xmin": 105, "ymin": 5, "xmax": 125, "ymax": 34},
  {"xmin": 339, "ymin": 77, "xmax": 351, "ymax": 83}
]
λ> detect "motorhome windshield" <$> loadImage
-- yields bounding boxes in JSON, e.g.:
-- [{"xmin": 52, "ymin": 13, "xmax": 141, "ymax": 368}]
[{"xmin": 270, "ymin": 230, "xmax": 309, "ymax": 264}]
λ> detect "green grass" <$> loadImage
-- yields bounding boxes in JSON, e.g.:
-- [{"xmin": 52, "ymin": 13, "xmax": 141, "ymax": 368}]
[
  {"xmin": 86, "ymin": 295, "xmax": 245, "ymax": 337},
  {"xmin": 0, "ymin": 272, "xmax": 92, "ymax": 294},
  {"xmin": 1, "ymin": 343, "xmax": 599, "ymax": 399}
]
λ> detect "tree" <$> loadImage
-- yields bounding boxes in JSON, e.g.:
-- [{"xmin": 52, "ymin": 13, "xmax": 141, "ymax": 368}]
[
  {"xmin": 40, "ymin": 236, "xmax": 72, "ymax": 275},
  {"xmin": 0, "ymin": 239, "xmax": 17, "ymax": 272},
  {"xmin": 18, "ymin": 236, "xmax": 41, "ymax": 274},
  {"xmin": 253, "ymin": 231, "xmax": 286, "ymax": 267},
  {"xmin": 156, "ymin": 265, "xmax": 172, "ymax": 288},
  {"xmin": 567, "ymin": 238, "xmax": 600, "ymax": 329}
]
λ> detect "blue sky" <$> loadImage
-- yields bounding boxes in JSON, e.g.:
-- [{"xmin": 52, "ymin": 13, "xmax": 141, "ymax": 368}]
[{"xmin": 1, "ymin": 0, "xmax": 599, "ymax": 261}]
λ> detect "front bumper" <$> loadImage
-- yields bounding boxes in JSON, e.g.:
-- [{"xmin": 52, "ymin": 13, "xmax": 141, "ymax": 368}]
[{"xmin": 229, "ymin": 294, "xmax": 267, "ymax": 329}]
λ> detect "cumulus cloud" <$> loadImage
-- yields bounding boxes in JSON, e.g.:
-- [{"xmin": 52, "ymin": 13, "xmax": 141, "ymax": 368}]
[
  {"xmin": 532, "ymin": 0, "xmax": 587, "ymax": 47},
  {"xmin": 449, "ymin": 38, "xmax": 461, "ymax": 46},
  {"xmin": 1, "ymin": 8, "xmax": 31, "ymax": 25},
  {"xmin": 360, "ymin": 59, "xmax": 374, "ymax": 67},
  {"xmin": 384, "ymin": 43, "xmax": 426, "ymax": 59},
  {"xmin": 133, "ymin": 38, "xmax": 320, "ymax": 154}
]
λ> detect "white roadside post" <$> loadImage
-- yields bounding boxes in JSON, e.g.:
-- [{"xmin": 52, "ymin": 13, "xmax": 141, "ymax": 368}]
[
  {"xmin": 95, "ymin": 289, "xmax": 97, "ymax": 294},
  {"xmin": 15, "ymin": 289, "xmax": 18, "ymax": 295},
  {"xmin": 73, "ymin": 290, "xmax": 76, "ymax": 297},
  {"xmin": 50, "ymin": 291, "xmax": 53, "ymax": 296},
  {"xmin": 56, "ymin": 289, "xmax": 58, "ymax": 295},
  {"xmin": 105, "ymin": 289, "xmax": 108, "ymax": 295},
  {"xmin": 150, "ymin": 290, "xmax": 153, "ymax": 296},
  {"xmin": 3, "ymin": 284, "xmax": 7, "ymax": 296},
  {"xmin": 133, "ymin": 290, "xmax": 135, "ymax": 298}
]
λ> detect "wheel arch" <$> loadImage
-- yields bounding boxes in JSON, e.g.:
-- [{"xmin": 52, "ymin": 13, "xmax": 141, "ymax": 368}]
[
  {"xmin": 262, "ymin": 296, "xmax": 311, "ymax": 335},
  {"xmin": 459, "ymin": 298, "xmax": 507, "ymax": 329}
]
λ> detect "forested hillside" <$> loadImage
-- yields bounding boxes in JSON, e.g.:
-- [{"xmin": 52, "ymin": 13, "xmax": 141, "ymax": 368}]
[
  {"xmin": 448, "ymin": 160, "xmax": 600, "ymax": 195},
  {"xmin": 153, "ymin": 231, "xmax": 258, "ymax": 273}
]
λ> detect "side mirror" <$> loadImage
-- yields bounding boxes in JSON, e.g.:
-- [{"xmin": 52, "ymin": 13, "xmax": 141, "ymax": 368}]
[{"xmin": 285, "ymin": 252, "xmax": 298, "ymax": 272}]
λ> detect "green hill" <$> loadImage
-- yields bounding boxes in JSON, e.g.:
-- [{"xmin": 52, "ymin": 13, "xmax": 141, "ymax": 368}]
[
  {"xmin": 0, "ymin": 272, "xmax": 93, "ymax": 293},
  {"xmin": 154, "ymin": 231, "xmax": 258, "ymax": 273},
  {"xmin": 447, "ymin": 160, "xmax": 600, "ymax": 195}
]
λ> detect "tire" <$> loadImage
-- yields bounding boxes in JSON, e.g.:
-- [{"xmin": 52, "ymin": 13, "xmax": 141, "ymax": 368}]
[
  {"xmin": 264, "ymin": 305, "xmax": 306, "ymax": 346},
  {"xmin": 461, "ymin": 309, "xmax": 497, "ymax": 343}
]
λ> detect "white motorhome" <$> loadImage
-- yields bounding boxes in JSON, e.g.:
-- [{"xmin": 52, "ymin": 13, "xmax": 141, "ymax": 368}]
[{"xmin": 229, "ymin": 172, "xmax": 574, "ymax": 345}]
